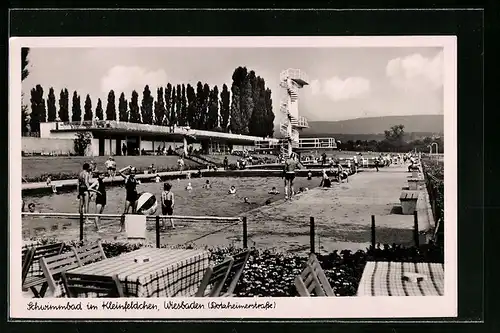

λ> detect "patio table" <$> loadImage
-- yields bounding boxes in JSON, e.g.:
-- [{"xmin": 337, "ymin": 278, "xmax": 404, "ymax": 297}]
[
  {"xmin": 357, "ymin": 261, "xmax": 444, "ymax": 296},
  {"xmin": 57, "ymin": 248, "xmax": 210, "ymax": 298}
]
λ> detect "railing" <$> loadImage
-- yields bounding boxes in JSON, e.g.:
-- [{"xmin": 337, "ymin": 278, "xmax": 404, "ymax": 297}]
[
  {"xmin": 22, "ymin": 212, "xmax": 247, "ymax": 249},
  {"xmin": 280, "ymin": 68, "xmax": 309, "ymax": 85}
]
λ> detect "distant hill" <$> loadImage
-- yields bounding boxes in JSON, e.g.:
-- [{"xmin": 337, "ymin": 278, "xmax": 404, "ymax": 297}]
[{"xmin": 296, "ymin": 115, "xmax": 444, "ymax": 138}]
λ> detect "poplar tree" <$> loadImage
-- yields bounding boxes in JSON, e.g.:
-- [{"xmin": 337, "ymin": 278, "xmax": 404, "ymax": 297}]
[{"xmin": 47, "ymin": 87, "xmax": 57, "ymax": 122}]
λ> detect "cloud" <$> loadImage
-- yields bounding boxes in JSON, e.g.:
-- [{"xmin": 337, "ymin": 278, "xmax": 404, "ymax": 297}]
[
  {"xmin": 100, "ymin": 66, "xmax": 167, "ymax": 97},
  {"xmin": 386, "ymin": 51, "xmax": 443, "ymax": 92},
  {"xmin": 310, "ymin": 77, "xmax": 371, "ymax": 101}
]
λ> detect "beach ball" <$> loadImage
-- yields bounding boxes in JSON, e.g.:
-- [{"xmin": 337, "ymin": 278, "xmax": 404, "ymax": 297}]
[{"xmin": 136, "ymin": 192, "xmax": 158, "ymax": 215}]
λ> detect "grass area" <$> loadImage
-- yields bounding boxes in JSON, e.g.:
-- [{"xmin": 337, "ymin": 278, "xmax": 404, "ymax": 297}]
[{"xmin": 22, "ymin": 155, "xmax": 201, "ymax": 182}]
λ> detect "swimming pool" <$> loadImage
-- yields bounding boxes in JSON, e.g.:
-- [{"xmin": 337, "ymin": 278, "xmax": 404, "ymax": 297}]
[{"xmin": 24, "ymin": 176, "xmax": 317, "ymax": 217}]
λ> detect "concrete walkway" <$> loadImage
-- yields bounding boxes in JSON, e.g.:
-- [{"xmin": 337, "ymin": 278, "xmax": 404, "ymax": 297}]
[{"xmin": 241, "ymin": 165, "xmax": 434, "ymax": 253}]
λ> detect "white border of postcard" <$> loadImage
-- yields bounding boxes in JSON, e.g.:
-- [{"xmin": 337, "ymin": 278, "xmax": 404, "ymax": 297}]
[{"xmin": 9, "ymin": 36, "xmax": 457, "ymax": 319}]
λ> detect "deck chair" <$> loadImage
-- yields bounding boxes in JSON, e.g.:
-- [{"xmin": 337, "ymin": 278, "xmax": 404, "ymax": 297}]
[
  {"xmin": 73, "ymin": 241, "xmax": 107, "ymax": 266},
  {"xmin": 39, "ymin": 249, "xmax": 82, "ymax": 296},
  {"xmin": 195, "ymin": 257, "xmax": 234, "ymax": 297},
  {"xmin": 61, "ymin": 272, "xmax": 125, "ymax": 298},
  {"xmin": 295, "ymin": 254, "xmax": 335, "ymax": 297},
  {"xmin": 222, "ymin": 250, "xmax": 251, "ymax": 297},
  {"xmin": 306, "ymin": 254, "xmax": 335, "ymax": 296}
]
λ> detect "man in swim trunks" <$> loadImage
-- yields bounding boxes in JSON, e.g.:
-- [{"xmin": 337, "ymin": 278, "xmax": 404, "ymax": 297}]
[
  {"xmin": 283, "ymin": 153, "xmax": 302, "ymax": 200},
  {"xmin": 161, "ymin": 182, "xmax": 175, "ymax": 230},
  {"xmin": 77, "ymin": 163, "xmax": 92, "ymax": 223}
]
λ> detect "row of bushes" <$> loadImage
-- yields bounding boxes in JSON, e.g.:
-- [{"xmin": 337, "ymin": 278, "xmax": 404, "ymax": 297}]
[
  {"xmin": 29, "ymin": 238, "xmax": 444, "ymax": 297},
  {"xmin": 421, "ymin": 158, "xmax": 444, "ymax": 245}
]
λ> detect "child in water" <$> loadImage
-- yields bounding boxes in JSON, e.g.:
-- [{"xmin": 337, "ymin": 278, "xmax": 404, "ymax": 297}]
[
  {"xmin": 186, "ymin": 182, "xmax": 193, "ymax": 191},
  {"xmin": 228, "ymin": 186, "xmax": 236, "ymax": 194},
  {"xmin": 307, "ymin": 172, "xmax": 312, "ymax": 181},
  {"xmin": 203, "ymin": 179, "xmax": 211, "ymax": 189},
  {"xmin": 27, "ymin": 203, "xmax": 39, "ymax": 213},
  {"xmin": 268, "ymin": 187, "xmax": 280, "ymax": 195},
  {"xmin": 155, "ymin": 174, "xmax": 161, "ymax": 183}
]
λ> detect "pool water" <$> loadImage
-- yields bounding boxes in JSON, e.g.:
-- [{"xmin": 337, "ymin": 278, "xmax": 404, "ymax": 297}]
[{"xmin": 24, "ymin": 176, "xmax": 318, "ymax": 218}]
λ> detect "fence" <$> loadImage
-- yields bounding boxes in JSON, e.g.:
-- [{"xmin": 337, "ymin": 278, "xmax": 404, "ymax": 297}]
[
  {"xmin": 22, "ymin": 212, "xmax": 424, "ymax": 254},
  {"xmin": 21, "ymin": 212, "xmax": 245, "ymax": 249}
]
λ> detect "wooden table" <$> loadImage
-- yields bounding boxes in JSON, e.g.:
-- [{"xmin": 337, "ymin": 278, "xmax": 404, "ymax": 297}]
[
  {"xmin": 65, "ymin": 248, "xmax": 210, "ymax": 297},
  {"xmin": 357, "ymin": 261, "xmax": 444, "ymax": 296}
]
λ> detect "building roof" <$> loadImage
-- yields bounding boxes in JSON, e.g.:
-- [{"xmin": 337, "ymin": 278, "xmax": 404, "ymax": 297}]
[{"xmin": 47, "ymin": 121, "xmax": 280, "ymax": 144}]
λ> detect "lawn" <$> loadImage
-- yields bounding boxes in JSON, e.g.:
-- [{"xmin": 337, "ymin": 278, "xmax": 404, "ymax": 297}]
[{"xmin": 22, "ymin": 155, "xmax": 201, "ymax": 182}]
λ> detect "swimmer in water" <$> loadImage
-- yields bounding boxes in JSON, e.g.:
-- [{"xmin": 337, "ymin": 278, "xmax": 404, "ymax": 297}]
[
  {"xmin": 228, "ymin": 186, "xmax": 236, "ymax": 194},
  {"xmin": 307, "ymin": 172, "xmax": 312, "ymax": 181},
  {"xmin": 268, "ymin": 187, "xmax": 280, "ymax": 195},
  {"xmin": 155, "ymin": 174, "xmax": 161, "ymax": 183},
  {"xmin": 186, "ymin": 182, "xmax": 193, "ymax": 191},
  {"xmin": 243, "ymin": 197, "xmax": 252, "ymax": 204},
  {"xmin": 203, "ymin": 179, "xmax": 211, "ymax": 189},
  {"xmin": 27, "ymin": 203, "xmax": 39, "ymax": 213},
  {"xmin": 265, "ymin": 199, "xmax": 272, "ymax": 205}
]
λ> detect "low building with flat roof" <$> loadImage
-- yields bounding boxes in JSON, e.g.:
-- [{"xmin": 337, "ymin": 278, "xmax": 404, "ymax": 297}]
[{"xmin": 39, "ymin": 121, "xmax": 280, "ymax": 157}]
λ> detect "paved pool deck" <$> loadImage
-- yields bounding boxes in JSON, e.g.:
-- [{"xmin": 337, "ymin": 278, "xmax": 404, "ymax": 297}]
[{"xmin": 241, "ymin": 165, "xmax": 434, "ymax": 253}]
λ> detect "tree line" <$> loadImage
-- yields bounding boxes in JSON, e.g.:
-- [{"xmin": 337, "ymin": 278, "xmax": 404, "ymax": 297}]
[
  {"xmin": 337, "ymin": 125, "xmax": 444, "ymax": 153},
  {"xmin": 23, "ymin": 53, "xmax": 275, "ymax": 138}
]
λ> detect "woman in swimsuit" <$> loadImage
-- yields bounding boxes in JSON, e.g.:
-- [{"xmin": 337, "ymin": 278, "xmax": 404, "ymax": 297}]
[
  {"xmin": 88, "ymin": 172, "xmax": 106, "ymax": 231},
  {"xmin": 116, "ymin": 166, "xmax": 137, "ymax": 231}
]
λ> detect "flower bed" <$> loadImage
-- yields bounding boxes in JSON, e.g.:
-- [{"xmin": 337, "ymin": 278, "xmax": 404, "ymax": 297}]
[{"xmin": 29, "ymin": 238, "xmax": 444, "ymax": 297}]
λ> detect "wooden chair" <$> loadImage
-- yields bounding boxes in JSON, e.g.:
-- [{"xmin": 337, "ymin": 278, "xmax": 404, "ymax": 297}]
[
  {"xmin": 37, "ymin": 249, "xmax": 81, "ymax": 297},
  {"xmin": 306, "ymin": 254, "xmax": 335, "ymax": 296},
  {"xmin": 22, "ymin": 248, "xmax": 36, "ymax": 286},
  {"xmin": 61, "ymin": 272, "xmax": 125, "ymax": 298},
  {"xmin": 222, "ymin": 250, "xmax": 251, "ymax": 297},
  {"xmin": 195, "ymin": 257, "xmax": 234, "ymax": 297},
  {"xmin": 295, "ymin": 254, "xmax": 335, "ymax": 297},
  {"xmin": 73, "ymin": 241, "xmax": 107, "ymax": 266},
  {"xmin": 22, "ymin": 242, "xmax": 65, "ymax": 296}
]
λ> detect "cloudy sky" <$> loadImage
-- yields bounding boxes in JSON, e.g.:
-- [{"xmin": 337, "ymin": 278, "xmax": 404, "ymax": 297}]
[{"xmin": 22, "ymin": 46, "xmax": 443, "ymax": 123}]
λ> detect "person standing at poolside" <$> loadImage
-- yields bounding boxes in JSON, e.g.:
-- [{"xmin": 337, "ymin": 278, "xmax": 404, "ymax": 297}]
[
  {"xmin": 177, "ymin": 156, "xmax": 185, "ymax": 173},
  {"xmin": 77, "ymin": 163, "xmax": 92, "ymax": 223},
  {"xmin": 105, "ymin": 157, "xmax": 117, "ymax": 178},
  {"xmin": 88, "ymin": 172, "xmax": 106, "ymax": 231},
  {"xmin": 161, "ymin": 182, "xmax": 175, "ymax": 230},
  {"xmin": 116, "ymin": 166, "xmax": 138, "ymax": 231},
  {"xmin": 283, "ymin": 153, "xmax": 301, "ymax": 200}
]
